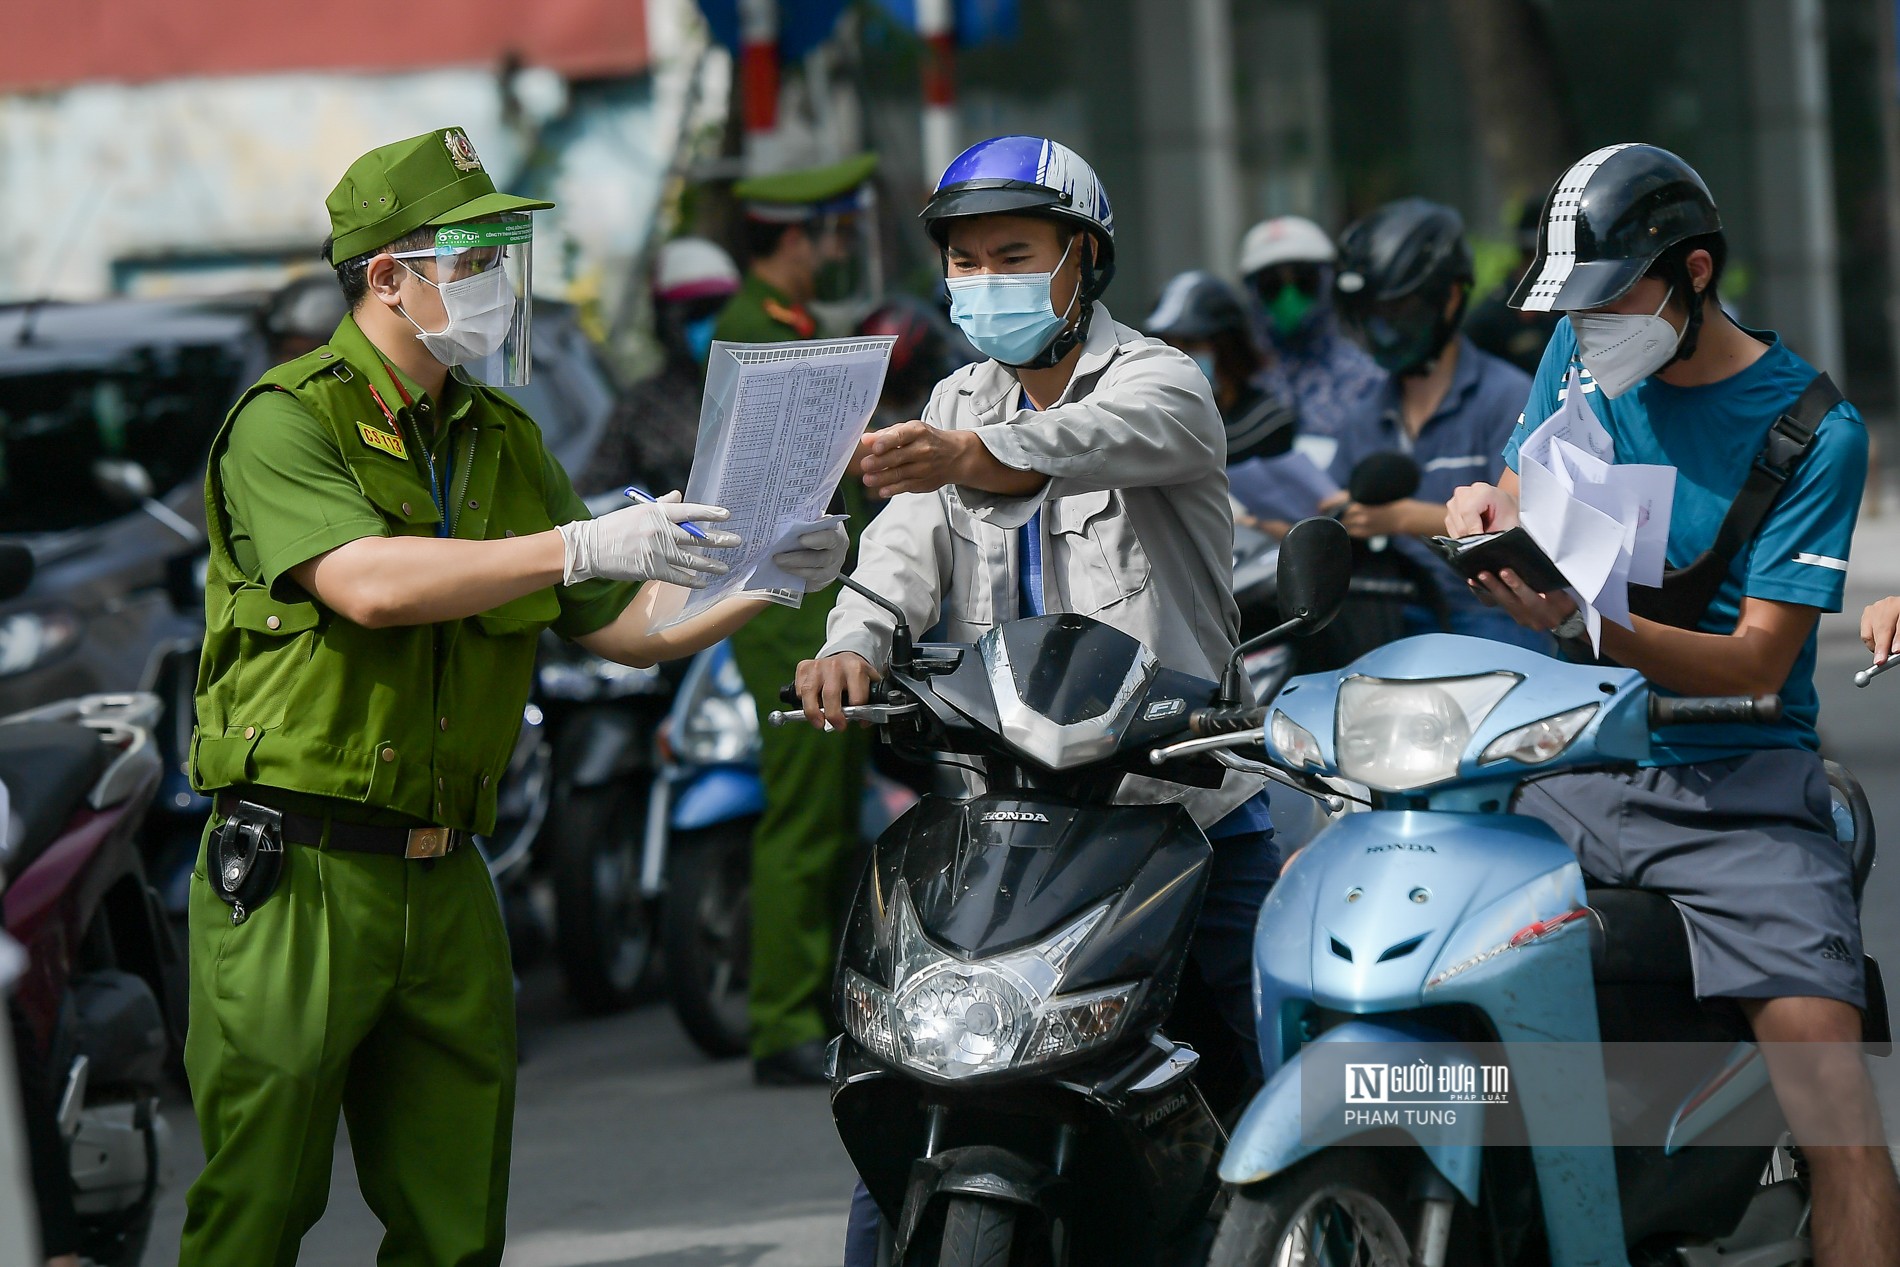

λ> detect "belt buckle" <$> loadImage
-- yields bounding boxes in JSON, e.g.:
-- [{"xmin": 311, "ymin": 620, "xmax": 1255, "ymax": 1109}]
[{"xmin": 404, "ymin": 826, "xmax": 453, "ymax": 860}]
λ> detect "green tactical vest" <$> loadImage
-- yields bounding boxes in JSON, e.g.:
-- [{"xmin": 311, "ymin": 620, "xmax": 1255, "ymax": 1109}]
[{"xmin": 191, "ymin": 343, "xmax": 580, "ymax": 834}]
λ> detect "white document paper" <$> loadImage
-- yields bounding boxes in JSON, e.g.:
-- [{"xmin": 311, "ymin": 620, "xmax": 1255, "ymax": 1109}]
[
  {"xmin": 1516, "ymin": 370, "xmax": 1679, "ymax": 648},
  {"xmin": 1228, "ymin": 450, "xmax": 1343, "ymax": 523},
  {"xmin": 669, "ymin": 336, "xmax": 896, "ymax": 624}
]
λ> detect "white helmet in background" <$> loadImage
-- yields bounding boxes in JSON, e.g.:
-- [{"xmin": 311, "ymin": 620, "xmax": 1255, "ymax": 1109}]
[
  {"xmin": 1238, "ymin": 216, "xmax": 1336, "ymax": 278},
  {"xmin": 654, "ymin": 237, "xmax": 741, "ymax": 304}
]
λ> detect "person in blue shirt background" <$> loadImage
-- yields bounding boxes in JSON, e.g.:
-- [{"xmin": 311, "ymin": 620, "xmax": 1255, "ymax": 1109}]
[
  {"xmin": 1447, "ymin": 144, "xmax": 1897, "ymax": 1266},
  {"xmin": 1321, "ymin": 197, "xmax": 1547, "ymax": 651},
  {"xmin": 1237, "ymin": 215, "xmax": 1382, "ymax": 442}
]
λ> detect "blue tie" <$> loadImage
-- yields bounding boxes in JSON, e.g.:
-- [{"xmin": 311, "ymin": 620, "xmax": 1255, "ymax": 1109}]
[{"xmin": 1020, "ymin": 512, "xmax": 1045, "ymax": 617}]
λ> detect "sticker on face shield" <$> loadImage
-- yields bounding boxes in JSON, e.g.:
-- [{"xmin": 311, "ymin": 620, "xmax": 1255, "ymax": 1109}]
[{"xmin": 433, "ymin": 219, "xmax": 532, "ymax": 249}]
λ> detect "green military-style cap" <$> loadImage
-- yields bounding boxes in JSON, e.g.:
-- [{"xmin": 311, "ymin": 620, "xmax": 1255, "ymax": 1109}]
[
  {"xmin": 734, "ymin": 152, "xmax": 879, "ymax": 223},
  {"xmin": 326, "ymin": 127, "xmax": 555, "ymax": 263}
]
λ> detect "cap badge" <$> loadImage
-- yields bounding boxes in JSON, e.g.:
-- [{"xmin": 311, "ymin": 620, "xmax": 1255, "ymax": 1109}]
[{"xmin": 443, "ymin": 129, "xmax": 484, "ymax": 174}]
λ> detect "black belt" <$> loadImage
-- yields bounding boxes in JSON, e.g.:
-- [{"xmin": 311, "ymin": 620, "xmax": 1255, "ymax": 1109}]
[{"xmin": 214, "ymin": 792, "xmax": 462, "ymax": 860}]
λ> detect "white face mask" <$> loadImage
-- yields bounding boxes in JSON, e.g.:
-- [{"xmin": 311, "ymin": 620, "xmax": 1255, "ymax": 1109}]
[
  {"xmin": 1568, "ymin": 286, "xmax": 1684, "ymax": 399},
  {"xmin": 398, "ymin": 261, "xmax": 515, "ymax": 367}
]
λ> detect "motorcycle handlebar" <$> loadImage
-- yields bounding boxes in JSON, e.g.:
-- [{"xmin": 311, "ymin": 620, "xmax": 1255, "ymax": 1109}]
[
  {"xmin": 1648, "ymin": 694, "xmax": 1782, "ymax": 728},
  {"xmin": 1188, "ymin": 706, "xmax": 1268, "ymax": 737}
]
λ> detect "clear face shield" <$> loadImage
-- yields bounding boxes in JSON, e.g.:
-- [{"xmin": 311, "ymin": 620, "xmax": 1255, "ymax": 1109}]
[
  {"xmin": 387, "ymin": 213, "xmax": 535, "ymax": 387},
  {"xmin": 807, "ymin": 187, "xmax": 884, "ymax": 335}
]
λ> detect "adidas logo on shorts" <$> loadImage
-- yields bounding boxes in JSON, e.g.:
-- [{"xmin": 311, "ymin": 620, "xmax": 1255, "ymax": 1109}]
[{"xmin": 1821, "ymin": 937, "xmax": 1855, "ymax": 963}]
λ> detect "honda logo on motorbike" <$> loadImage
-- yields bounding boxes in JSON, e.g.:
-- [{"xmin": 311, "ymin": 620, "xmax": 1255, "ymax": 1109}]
[{"xmin": 981, "ymin": 811, "xmax": 1051, "ymax": 823}]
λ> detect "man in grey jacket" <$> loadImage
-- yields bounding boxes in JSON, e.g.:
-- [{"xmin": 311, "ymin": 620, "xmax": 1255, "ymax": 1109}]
[{"xmin": 797, "ymin": 133, "xmax": 1281, "ymax": 1267}]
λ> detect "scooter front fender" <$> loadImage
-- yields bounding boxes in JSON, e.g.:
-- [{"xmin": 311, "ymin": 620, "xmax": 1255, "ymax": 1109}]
[
  {"xmin": 894, "ymin": 1145, "xmax": 1057, "ymax": 1263},
  {"xmin": 670, "ymin": 766, "xmax": 765, "ymax": 832},
  {"xmin": 1219, "ymin": 1019, "xmax": 1482, "ymax": 1204}
]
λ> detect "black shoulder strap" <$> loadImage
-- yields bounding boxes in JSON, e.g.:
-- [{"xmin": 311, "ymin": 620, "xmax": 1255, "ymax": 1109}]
[{"xmin": 1705, "ymin": 371, "xmax": 1843, "ymax": 567}]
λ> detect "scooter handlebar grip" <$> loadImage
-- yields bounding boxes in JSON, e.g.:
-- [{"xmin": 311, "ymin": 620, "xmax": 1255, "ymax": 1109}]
[
  {"xmin": 1649, "ymin": 693, "xmax": 1783, "ymax": 727},
  {"xmin": 1189, "ymin": 707, "xmax": 1267, "ymax": 737},
  {"xmin": 779, "ymin": 684, "xmax": 799, "ymax": 705}
]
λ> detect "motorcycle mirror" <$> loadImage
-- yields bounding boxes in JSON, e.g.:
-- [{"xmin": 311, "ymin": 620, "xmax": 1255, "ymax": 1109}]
[
  {"xmin": 93, "ymin": 458, "xmax": 156, "ymax": 506},
  {"xmin": 1346, "ymin": 451, "xmax": 1421, "ymax": 506},
  {"xmin": 1276, "ymin": 516, "xmax": 1352, "ymax": 634},
  {"xmin": 1214, "ymin": 516, "xmax": 1352, "ymax": 706},
  {"xmin": 0, "ymin": 543, "xmax": 34, "ymax": 603}
]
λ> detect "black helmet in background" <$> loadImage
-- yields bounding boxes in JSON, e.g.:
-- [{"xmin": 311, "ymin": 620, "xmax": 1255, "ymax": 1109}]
[
  {"xmin": 1145, "ymin": 270, "xmax": 1253, "ymax": 344},
  {"xmin": 1334, "ymin": 197, "xmax": 1475, "ymax": 375}
]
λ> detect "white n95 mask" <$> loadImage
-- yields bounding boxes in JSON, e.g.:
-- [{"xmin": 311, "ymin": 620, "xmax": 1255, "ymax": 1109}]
[{"xmin": 1568, "ymin": 286, "xmax": 1683, "ymax": 399}]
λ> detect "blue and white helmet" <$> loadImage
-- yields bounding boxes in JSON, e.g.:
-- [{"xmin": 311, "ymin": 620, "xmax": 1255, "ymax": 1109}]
[{"xmin": 921, "ymin": 135, "xmax": 1116, "ymax": 295}]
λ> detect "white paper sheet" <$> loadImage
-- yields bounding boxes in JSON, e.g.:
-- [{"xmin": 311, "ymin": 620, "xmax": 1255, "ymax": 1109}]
[
  {"xmin": 667, "ymin": 336, "xmax": 896, "ymax": 624},
  {"xmin": 1228, "ymin": 450, "xmax": 1343, "ymax": 523},
  {"xmin": 1515, "ymin": 369, "xmax": 1679, "ymax": 649}
]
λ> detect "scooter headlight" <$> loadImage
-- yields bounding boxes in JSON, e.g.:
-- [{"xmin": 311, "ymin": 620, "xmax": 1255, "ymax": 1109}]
[
  {"xmin": 1335, "ymin": 672, "xmax": 1520, "ymax": 792},
  {"xmin": 842, "ymin": 887, "xmax": 1129, "ymax": 1081}
]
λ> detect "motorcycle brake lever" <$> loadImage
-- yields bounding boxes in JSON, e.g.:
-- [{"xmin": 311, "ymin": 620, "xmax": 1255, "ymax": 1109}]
[
  {"xmin": 1210, "ymin": 750, "xmax": 1349, "ymax": 814},
  {"xmin": 1148, "ymin": 734, "xmax": 1355, "ymax": 813},
  {"xmin": 767, "ymin": 702, "xmax": 920, "ymax": 728}
]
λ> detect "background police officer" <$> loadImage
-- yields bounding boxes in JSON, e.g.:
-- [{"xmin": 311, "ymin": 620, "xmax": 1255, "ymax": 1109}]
[
  {"xmin": 180, "ymin": 128, "xmax": 846, "ymax": 1265},
  {"xmin": 714, "ymin": 153, "xmax": 882, "ymax": 1085}
]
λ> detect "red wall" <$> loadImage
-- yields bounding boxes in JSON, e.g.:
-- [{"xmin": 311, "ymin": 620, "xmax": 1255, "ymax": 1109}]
[{"xmin": 0, "ymin": 0, "xmax": 649, "ymax": 92}]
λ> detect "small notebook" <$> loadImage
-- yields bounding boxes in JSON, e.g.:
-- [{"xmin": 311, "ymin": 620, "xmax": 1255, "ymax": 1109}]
[{"xmin": 1429, "ymin": 527, "xmax": 1568, "ymax": 594}]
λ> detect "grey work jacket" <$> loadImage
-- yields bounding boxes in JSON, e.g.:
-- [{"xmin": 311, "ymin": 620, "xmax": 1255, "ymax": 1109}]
[{"xmin": 820, "ymin": 306, "xmax": 1263, "ymax": 827}]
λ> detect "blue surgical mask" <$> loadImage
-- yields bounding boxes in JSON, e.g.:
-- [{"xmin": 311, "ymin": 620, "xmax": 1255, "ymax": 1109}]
[
  {"xmin": 946, "ymin": 236, "xmax": 1079, "ymax": 366},
  {"xmin": 683, "ymin": 315, "xmax": 718, "ymax": 366},
  {"xmin": 1191, "ymin": 351, "xmax": 1218, "ymax": 384}
]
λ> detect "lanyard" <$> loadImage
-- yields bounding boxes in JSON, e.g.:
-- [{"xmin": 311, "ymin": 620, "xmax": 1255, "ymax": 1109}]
[
  {"xmin": 369, "ymin": 377, "xmax": 453, "ymax": 538},
  {"xmin": 1017, "ymin": 388, "xmax": 1044, "ymax": 617}
]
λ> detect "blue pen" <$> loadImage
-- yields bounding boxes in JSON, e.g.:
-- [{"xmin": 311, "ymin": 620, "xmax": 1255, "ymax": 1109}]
[{"xmin": 623, "ymin": 486, "xmax": 711, "ymax": 541}]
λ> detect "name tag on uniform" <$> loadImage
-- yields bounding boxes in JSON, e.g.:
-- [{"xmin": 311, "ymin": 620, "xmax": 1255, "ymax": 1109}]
[{"xmin": 356, "ymin": 421, "xmax": 407, "ymax": 460}]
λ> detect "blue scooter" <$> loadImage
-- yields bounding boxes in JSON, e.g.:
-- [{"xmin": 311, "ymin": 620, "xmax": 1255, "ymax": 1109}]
[
  {"xmin": 1149, "ymin": 633, "xmax": 1886, "ymax": 1267},
  {"xmin": 644, "ymin": 640, "xmax": 915, "ymax": 1057}
]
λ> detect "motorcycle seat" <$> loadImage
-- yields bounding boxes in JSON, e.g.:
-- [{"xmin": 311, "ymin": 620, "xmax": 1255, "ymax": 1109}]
[
  {"xmin": 0, "ymin": 721, "xmax": 111, "ymax": 877},
  {"xmin": 1586, "ymin": 886, "xmax": 1693, "ymax": 983}
]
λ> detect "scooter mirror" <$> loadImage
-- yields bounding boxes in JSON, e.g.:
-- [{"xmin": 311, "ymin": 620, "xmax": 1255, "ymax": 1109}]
[
  {"xmin": 0, "ymin": 544, "xmax": 34, "ymax": 604},
  {"xmin": 1347, "ymin": 451, "xmax": 1421, "ymax": 506},
  {"xmin": 1276, "ymin": 516, "xmax": 1351, "ymax": 634}
]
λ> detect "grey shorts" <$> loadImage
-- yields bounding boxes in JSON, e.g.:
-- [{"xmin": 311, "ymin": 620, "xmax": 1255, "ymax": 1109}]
[{"xmin": 1513, "ymin": 748, "xmax": 1864, "ymax": 1009}]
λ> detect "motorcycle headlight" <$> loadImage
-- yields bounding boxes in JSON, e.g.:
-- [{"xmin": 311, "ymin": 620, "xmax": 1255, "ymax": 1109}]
[
  {"xmin": 673, "ymin": 693, "xmax": 759, "ymax": 765},
  {"xmin": 0, "ymin": 607, "xmax": 79, "ymax": 678},
  {"xmin": 841, "ymin": 887, "xmax": 1132, "ymax": 1082},
  {"xmin": 1269, "ymin": 709, "xmax": 1323, "ymax": 769},
  {"xmin": 1479, "ymin": 704, "xmax": 1598, "ymax": 767},
  {"xmin": 1335, "ymin": 672, "xmax": 1520, "ymax": 792}
]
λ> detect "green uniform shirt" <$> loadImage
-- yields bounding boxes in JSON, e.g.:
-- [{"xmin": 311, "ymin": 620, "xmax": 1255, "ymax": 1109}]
[
  {"xmin": 713, "ymin": 273, "xmax": 816, "ymax": 345},
  {"xmin": 192, "ymin": 314, "xmax": 637, "ymax": 833}
]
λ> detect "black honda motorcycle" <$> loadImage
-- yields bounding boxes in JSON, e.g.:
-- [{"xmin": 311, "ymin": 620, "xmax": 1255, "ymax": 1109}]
[{"xmin": 774, "ymin": 518, "xmax": 1351, "ymax": 1266}]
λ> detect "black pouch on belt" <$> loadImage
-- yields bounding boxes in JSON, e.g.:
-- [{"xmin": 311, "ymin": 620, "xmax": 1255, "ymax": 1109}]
[{"xmin": 211, "ymin": 801, "xmax": 286, "ymax": 926}]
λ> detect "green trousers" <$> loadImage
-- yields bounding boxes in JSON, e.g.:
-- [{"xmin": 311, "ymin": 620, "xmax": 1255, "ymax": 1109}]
[
  {"xmin": 731, "ymin": 591, "xmax": 870, "ymax": 1060},
  {"xmin": 179, "ymin": 824, "xmax": 515, "ymax": 1267}
]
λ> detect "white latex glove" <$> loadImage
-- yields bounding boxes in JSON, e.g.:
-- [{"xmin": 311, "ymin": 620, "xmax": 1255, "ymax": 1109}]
[
  {"xmin": 556, "ymin": 492, "xmax": 741, "ymax": 587},
  {"xmin": 771, "ymin": 520, "xmax": 850, "ymax": 589}
]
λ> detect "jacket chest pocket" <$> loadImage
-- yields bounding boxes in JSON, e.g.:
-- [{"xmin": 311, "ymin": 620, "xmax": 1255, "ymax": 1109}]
[
  {"xmin": 1047, "ymin": 489, "xmax": 1151, "ymax": 615},
  {"xmin": 945, "ymin": 504, "xmax": 996, "ymax": 625},
  {"xmin": 347, "ymin": 453, "xmax": 442, "ymax": 534}
]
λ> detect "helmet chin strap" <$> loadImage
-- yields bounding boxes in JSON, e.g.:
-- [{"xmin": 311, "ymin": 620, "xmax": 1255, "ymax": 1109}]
[{"xmin": 1009, "ymin": 236, "xmax": 1095, "ymax": 371}]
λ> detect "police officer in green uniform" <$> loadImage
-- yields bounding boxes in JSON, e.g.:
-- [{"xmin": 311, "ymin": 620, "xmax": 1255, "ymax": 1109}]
[
  {"xmin": 715, "ymin": 153, "xmax": 879, "ymax": 1084},
  {"xmin": 179, "ymin": 128, "xmax": 849, "ymax": 1266}
]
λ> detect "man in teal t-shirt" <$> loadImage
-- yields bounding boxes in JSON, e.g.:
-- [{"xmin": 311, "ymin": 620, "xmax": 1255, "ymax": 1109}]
[{"xmin": 1449, "ymin": 145, "xmax": 1897, "ymax": 1265}]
